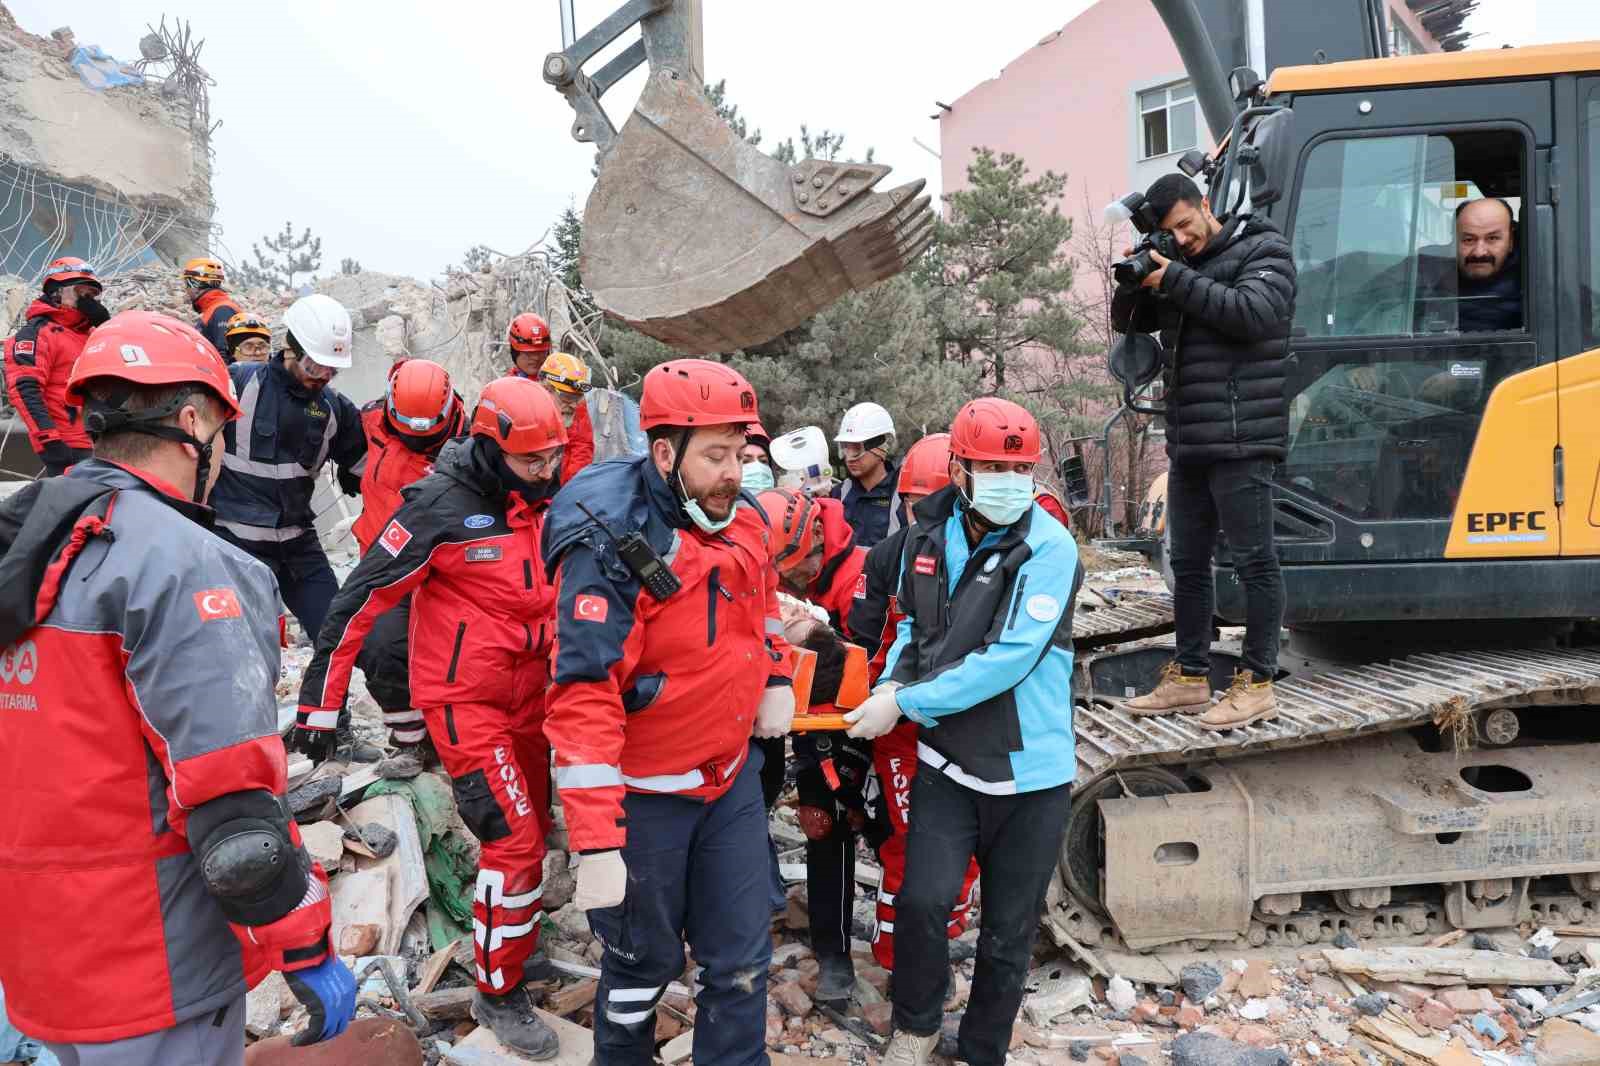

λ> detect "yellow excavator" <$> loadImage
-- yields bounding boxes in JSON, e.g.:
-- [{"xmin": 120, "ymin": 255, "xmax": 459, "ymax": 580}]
[{"xmin": 1070, "ymin": 4, "xmax": 1600, "ymax": 979}]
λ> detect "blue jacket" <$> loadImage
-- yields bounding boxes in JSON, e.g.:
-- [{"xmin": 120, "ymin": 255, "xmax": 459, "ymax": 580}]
[
  {"xmin": 210, "ymin": 355, "xmax": 366, "ymax": 542},
  {"xmin": 883, "ymin": 485, "xmax": 1082, "ymax": 793},
  {"xmin": 831, "ymin": 457, "xmax": 897, "ymax": 548}
]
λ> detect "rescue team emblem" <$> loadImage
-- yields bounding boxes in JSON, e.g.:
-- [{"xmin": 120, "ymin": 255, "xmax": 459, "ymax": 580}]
[
  {"xmin": 1025, "ymin": 594, "xmax": 1061, "ymax": 623},
  {"xmin": 0, "ymin": 640, "xmax": 39, "ymax": 685},
  {"xmin": 575, "ymin": 594, "xmax": 608, "ymax": 623},
  {"xmin": 464, "ymin": 514, "xmax": 494, "ymax": 529},
  {"xmin": 379, "ymin": 519, "xmax": 413, "ymax": 557},
  {"xmin": 853, "ymin": 572, "xmax": 868, "ymax": 600},
  {"xmin": 194, "ymin": 588, "xmax": 242, "ymax": 621},
  {"xmin": 913, "ymin": 554, "xmax": 937, "ymax": 576}
]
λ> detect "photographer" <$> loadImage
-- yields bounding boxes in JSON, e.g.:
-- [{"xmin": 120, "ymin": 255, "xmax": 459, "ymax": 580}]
[{"xmin": 1111, "ymin": 173, "xmax": 1295, "ymax": 730}]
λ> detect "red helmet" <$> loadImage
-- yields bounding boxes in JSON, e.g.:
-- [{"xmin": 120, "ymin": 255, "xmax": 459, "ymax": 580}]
[
  {"xmin": 43, "ymin": 256, "xmax": 100, "ymax": 290},
  {"xmin": 897, "ymin": 432, "xmax": 952, "ymax": 497},
  {"xmin": 949, "ymin": 398, "xmax": 1041, "ymax": 464},
  {"xmin": 639, "ymin": 359, "xmax": 759, "ymax": 431},
  {"xmin": 746, "ymin": 421, "xmax": 772, "ymax": 449},
  {"xmin": 507, "ymin": 312, "xmax": 553, "ymax": 356},
  {"xmin": 757, "ymin": 488, "xmax": 822, "ymax": 572},
  {"xmin": 386, "ymin": 358, "xmax": 458, "ymax": 438},
  {"xmin": 68, "ymin": 311, "xmax": 240, "ymax": 419},
  {"xmin": 470, "ymin": 375, "xmax": 567, "ymax": 453},
  {"xmin": 1034, "ymin": 486, "xmax": 1071, "ymax": 529}
]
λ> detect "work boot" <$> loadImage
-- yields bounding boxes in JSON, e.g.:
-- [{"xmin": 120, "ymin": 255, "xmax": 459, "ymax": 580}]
[
  {"xmin": 334, "ymin": 713, "xmax": 382, "ymax": 764},
  {"xmin": 882, "ymin": 1031, "xmax": 938, "ymax": 1066},
  {"xmin": 376, "ymin": 738, "xmax": 439, "ymax": 780},
  {"xmin": 1196, "ymin": 671, "xmax": 1278, "ymax": 732},
  {"xmin": 1120, "ymin": 661, "xmax": 1212, "ymax": 717},
  {"xmin": 815, "ymin": 950, "xmax": 856, "ymax": 1006},
  {"xmin": 472, "ymin": 981, "xmax": 560, "ymax": 1060}
]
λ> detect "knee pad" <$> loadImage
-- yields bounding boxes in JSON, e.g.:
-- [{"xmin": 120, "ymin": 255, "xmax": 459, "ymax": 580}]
[{"xmin": 796, "ymin": 804, "xmax": 834, "ymax": 841}]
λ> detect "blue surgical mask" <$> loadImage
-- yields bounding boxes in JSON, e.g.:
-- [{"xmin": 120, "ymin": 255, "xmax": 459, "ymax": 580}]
[
  {"xmin": 968, "ymin": 471, "xmax": 1035, "ymax": 526},
  {"xmin": 741, "ymin": 461, "xmax": 776, "ymax": 492},
  {"xmin": 683, "ymin": 496, "xmax": 739, "ymax": 533}
]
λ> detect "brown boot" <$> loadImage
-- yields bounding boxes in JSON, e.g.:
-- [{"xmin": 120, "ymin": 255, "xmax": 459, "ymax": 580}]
[
  {"xmin": 1196, "ymin": 671, "xmax": 1277, "ymax": 731},
  {"xmin": 1121, "ymin": 662, "xmax": 1213, "ymax": 717}
]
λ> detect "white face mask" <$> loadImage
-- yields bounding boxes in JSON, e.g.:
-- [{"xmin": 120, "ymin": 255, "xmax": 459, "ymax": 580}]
[
  {"xmin": 741, "ymin": 461, "xmax": 776, "ymax": 493},
  {"xmin": 968, "ymin": 471, "xmax": 1035, "ymax": 526},
  {"xmin": 683, "ymin": 493, "xmax": 739, "ymax": 533}
]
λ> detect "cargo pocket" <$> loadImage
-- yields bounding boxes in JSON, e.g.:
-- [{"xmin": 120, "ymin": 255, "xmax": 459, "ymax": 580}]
[
  {"xmin": 621, "ymin": 672, "xmax": 667, "ymax": 714},
  {"xmin": 452, "ymin": 769, "xmax": 512, "ymax": 842}
]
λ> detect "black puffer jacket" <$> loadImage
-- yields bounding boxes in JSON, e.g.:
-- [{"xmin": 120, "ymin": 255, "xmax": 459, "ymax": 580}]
[{"xmin": 1113, "ymin": 213, "xmax": 1296, "ymax": 464}]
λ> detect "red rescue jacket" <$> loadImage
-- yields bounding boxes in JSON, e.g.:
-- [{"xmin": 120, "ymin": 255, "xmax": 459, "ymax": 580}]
[
  {"xmin": 351, "ymin": 399, "xmax": 465, "ymax": 555},
  {"xmin": 2, "ymin": 300, "xmax": 93, "ymax": 451},
  {"xmin": 299, "ymin": 437, "xmax": 556, "ymax": 724},
  {"xmin": 561, "ymin": 401, "xmax": 596, "ymax": 485},
  {"xmin": 806, "ymin": 497, "xmax": 867, "ymax": 635},
  {"xmin": 542, "ymin": 458, "xmax": 792, "ymax": 852},
  {"xmin": 0, "ymin": 462, "xmax": 331, "ymax": 1043}
]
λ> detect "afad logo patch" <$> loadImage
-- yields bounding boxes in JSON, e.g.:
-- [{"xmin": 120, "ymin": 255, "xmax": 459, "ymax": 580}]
[
  {"xmin": 574, "ymin": 594, "xmax": 608, "ymax": 623},
  {"xmin": 379, "ymin": 519, "xmax": 413, "ymax": 557},
  {"xmin": 913, "ymin": 554, "xmax": 937, "ymax": 576},
  {"xmin": 194, "ymin": 588, "xmax": 242, "ymax": 622}
]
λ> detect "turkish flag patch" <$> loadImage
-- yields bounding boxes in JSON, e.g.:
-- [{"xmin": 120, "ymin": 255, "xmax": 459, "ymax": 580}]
[
  {"xmin": 853, "ymin": 572, "xmax": 868, "ymax": 600},
  {"xmin": 574, "ymin": 594, "xmax": 609, "ymax": 623},
  {"xmin": 194, "ymin": 588, "xmax": 242, "ymax": 621},
  {"xmin": 913, "ymin": 554, "xmax": 937, "ymax": 576},
  {"xmin": 13, "ymin": 340, "xmax": 32, "ymax": 355},
  {"xmin": 378, "ymin": 519, "xmax": 413, "ymax": 557}
]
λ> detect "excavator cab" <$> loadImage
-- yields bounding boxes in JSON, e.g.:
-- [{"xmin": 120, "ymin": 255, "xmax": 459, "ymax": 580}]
[{"xmin": 543, "ymin": 0, "xmax": 934, "ymax": 354}]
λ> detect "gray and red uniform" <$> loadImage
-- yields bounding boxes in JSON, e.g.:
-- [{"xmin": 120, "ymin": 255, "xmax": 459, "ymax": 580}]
[
  {"xmin": 2, "ymin": 300, "xmax": 95, "ymax": 468},
  {"xmin": 298, "ymin": 436, "xmax": 555, "ymax": 994},
  {"xmin": 0, "ymin": 461, "xmax": 334, "ymax": 1046}
]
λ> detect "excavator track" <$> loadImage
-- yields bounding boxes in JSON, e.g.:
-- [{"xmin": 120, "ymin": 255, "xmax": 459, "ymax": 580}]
[
  {"xmin": 1071, "ymin": 587, "xmax": 1175, "ymax": 647},
  {"xmin": 1073, "ymin": 645, "xmax": 1600, "ymax": 780}
]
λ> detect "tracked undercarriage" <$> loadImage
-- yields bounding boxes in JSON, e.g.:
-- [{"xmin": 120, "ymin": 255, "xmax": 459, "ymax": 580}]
[{"xmin": 1060, "ymin": 582, "xmax": 1600, "ymax": 974}]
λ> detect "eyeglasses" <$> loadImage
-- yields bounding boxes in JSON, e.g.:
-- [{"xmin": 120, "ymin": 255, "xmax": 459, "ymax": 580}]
[
  {"xmin": 236, "ymin": 339, "xmax": 270, "ymax": 355},
  {"xmin": 508, "ymin": 450, "xmax": 564, "ymax": 476}
]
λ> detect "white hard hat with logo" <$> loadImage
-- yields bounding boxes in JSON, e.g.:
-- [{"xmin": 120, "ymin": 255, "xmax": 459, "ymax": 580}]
[
  {"xmin": 834, "ymin": 401, "xmax": 895, "ymax": 444},
  {"xmin": 282, "ymin": 293, "xmax": 354, "ymax": 369}
]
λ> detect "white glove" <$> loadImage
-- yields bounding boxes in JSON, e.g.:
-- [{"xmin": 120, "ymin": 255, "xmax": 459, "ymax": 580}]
[
  {"xmin": 574, "ymin": 849, "xmax": 628, "ymax": 911},
  {"xmin": 844, "ymin": 687, "xmax": 902, "ymax": 739},
  {"xmin": 754, "ymin": 685, "xmax": 795, "ymax": 738}
]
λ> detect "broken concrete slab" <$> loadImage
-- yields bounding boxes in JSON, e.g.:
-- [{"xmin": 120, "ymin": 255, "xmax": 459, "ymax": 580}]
[
  {"xmin": 244, "ymin": 1017, "xmax": 423, "ymax": 1066},
  {"xmin": 1323, "ymin": 946, "xmax": 1573, "ymax": 988},
  {"xmin": 300, "ymin": 821, "xmax": 345, "ymax": 869},
  {"xmin": 330, "ymin": 868, "xmax": 388, "ymax": 963},
  {"xmin": 660, "ymin": 1029, "xmax": 694, "ymax": 1064},
  {"xmin": 344, "ymin": 792, "xmax": 428, "ymax": 955},
  {"xmin": 1167, "ymin": 1031, "xmax": 1290, "ymax": 1066},
  {"xmin": 1535, "ymin": 1017, "xmax": 1600, "ymax": 1065},
  {"xmin": 1025, "ymin": 965, "xmax": 1094, "ymax": 1026},
  {"xmin": 444, "ymin": 1008, "xmax": 592, "ymax": 1066}
]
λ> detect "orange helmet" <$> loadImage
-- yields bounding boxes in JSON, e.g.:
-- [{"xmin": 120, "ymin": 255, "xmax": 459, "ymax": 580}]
[
  {"xmin": 640, "ymin": 359, "xmax": 759, "ymax": 430},
  {"xmin": 949, "ymin": 398, "xmax": 1041, "ymax": 464},
  {"xmin": 470, "ymin": 375, "xmax": 567, "ymax": 453},
  {"xmin": 538, "ymin": 351, "xmax": 592, "ymax": 394},
  {"xmin": 181, "ymin": 256, "xmax": 226, "ymax": 286},
  {"xmin": 43, "ymin": 256, "xmax": 100, "ymax": 290},
  {"xmin": 224, "ymin": 312, "xmax": 271, "ymax": 345},
  {"xmin": 757, "ymin": 488, "xmax": 822, "ymax": 572},
  {"xmin": 386, "ymin": 358, "xmax": 458, "ymax": 438},
  {"xmin": 1034, "ymin": 486, "xmax": 1071, "ymax": 528},
  {"xmin": 69, "ymin": 311, "xmax": 241, "ymax": 420},
  {"xmin": 747, "ymin": 421, "xmax": 772, "ymax": 449},
  {"xmin": 507, "ymin": 312, "xmax": 553, "ymax": 356},
  {"xmin": 897, "ymin": 432, "xmax": 952, "ymax": 497}
]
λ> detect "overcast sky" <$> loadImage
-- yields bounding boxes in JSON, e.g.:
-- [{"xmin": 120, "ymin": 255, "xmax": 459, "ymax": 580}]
[{"xmin": 5, "ymin": 0, "xmax": 1591, "ymax": 281}]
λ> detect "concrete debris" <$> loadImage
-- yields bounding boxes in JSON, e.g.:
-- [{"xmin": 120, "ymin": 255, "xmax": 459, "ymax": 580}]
[
  {"xmin": 1332, "ymin": 930, "xmax": 1360, "ymax": 950},
  {"xmin": 300, "ymin": 821, "xmax": 345, "ymax": 869},
  {"xmin": 1168, "ymin": 1031, "xmax": 1290, "ymax": 1066},
  {"xmin": 1325, "ymin": 946, "xmax": 1575, "ymax": 988},
  {"xmin": 444, "ymin": 1009, "xmax": 592, "ymax": 1065},
  {"xmin": 244, "ymin": 971, "xmax": 293, "ymax": 1039},
  {"xmin": 1536, "ymin": 1017, "xmax": 1600, "ymax": 1064},
  {"xmin": 1106, "ymin": 975, "xmax": 1138, "ymax": 1013},
  {"xmin": 1026, "ymin": 966, "xmax": 1094, "ymax": 1025},
  {"xmin": 1181, "ymin": 963, "xmax": 1224, "ymax": 1004},
  {"xmin": 1351, "ymin": 991, "xmax": 1389, "ymax": 1016}
]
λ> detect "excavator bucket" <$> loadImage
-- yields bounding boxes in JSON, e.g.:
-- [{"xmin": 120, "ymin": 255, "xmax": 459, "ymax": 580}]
[{"xmin": 544, "ymin": 0, "xmax": 934, "ymax": 354}]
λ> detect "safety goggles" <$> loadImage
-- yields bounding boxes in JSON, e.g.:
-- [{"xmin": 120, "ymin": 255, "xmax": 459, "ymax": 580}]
[
  {"xmin": 539, "ymin": 370, "xmax": 592, "ymax": 394},
  {"xmin": 387, "ymin": 385, "xmax": 454, "ymax": 434}
]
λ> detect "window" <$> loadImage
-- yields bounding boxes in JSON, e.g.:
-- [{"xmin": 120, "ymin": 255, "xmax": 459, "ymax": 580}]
[
  {"xmin": 1587, "ymin": 92, "xmax": 1599, "ymax": 346},
  {"xmin": 1389, "ymin": 19, "xmax": 1426, "ymax": 57},
  {"xmin": 1139, "ymin": 82, "xmax": 1197, "ymax": 160},
  {"xmin": 1291, "ymin": 130, "xmax": 1526, "ymax": 339}
]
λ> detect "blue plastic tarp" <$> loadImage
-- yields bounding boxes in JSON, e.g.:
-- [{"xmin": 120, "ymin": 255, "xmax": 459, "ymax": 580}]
[{"xmin": 68, "ymin": 46, "xmax": 143, "ymax": 91}]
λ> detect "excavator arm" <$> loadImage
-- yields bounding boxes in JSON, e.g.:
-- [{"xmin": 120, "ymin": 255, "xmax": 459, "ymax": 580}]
[{"xmin": 543, "ymin": 0, "xmax": 934, "ymax": 355}]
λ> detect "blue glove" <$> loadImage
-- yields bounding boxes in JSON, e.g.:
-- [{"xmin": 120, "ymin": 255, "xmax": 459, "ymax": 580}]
[{"xmin": 286, "ymin": 954, "xmax": 357, "ymax": 1046}]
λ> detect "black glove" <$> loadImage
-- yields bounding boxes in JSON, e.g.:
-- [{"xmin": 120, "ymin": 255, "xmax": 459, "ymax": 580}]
[
  {"xmin": 38, "ymin": 439, "xmax": 84, "ymax": 472},
  {"xmin": 290, "ymin": 723, "xmax": 337, "ymax": 764}
]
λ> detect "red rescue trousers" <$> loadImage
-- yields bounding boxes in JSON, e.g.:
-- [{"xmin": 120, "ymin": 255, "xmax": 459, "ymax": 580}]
[
  {"xmin": 871, "ymin": 720, "xmax": 979, "ymax": 969},
  {"xmin": 422, "ymin": 698, "xmax": 552, "ymax": 994}
]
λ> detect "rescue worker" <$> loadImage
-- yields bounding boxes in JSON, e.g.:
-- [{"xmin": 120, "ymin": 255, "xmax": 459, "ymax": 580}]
[
  {"xmin": 212, "ymin": 293, "xmax": 367, "ymax": 664},
  {"xmin": 0, "ymin": 311, "xmax": 354, "ymax": 1063},
  {"xmin": 223, "ymin": 312, "xmax": 273, "ymax": 364},
  {"xmin": 297, "ymin": 376, "xmax": 568, "ymax": 1058},
  {"xmin": 741, "ymin": 421, "xmax": 777, "ymax": 492},
  {"xmin": 757, "ymin": 488, "xmax": 870, "ymax": 1004},
  {"xmin": 845, "ymin": 433, "xmax": 979, "ymax": 972},
  {"xmin": 506, "ymin": 311, "xmax": 553, "ymax": 379},
  {"xmin": 183, "ymin": 256, "xmax": 243, "ymax": 356},
  {"xmin": 535, "ymin": 351, "xmax": 596, "ymax": 484},
  {"xmin": 1034, "ymin": 484, "xmax": 1071, "ymax": 528},
  {"xmin": 2, "ymin": 257, "xmax": 109, "ymax": 475},
  {"xmin": 348, "ymin": 358, "xmax": 467, "ymax": 777},
  {"xmin": 542, "ymin": 358, "xmax": 794, "ymax": 1066},
  {"xmin": 845, "ymin": 398, "xmax": 1081, "ymax": 1066},
  {"xmin": 831, "ymin": 401, "xmax": 897, "ymax": 548}
]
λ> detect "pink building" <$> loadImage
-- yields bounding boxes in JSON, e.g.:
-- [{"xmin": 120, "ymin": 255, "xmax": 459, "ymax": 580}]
[{"xmin": 937, "ymin": 0, "xmax": 1446, "ymax": 298}]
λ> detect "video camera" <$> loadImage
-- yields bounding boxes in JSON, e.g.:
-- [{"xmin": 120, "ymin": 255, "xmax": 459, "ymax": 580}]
[{"xmin": 1104, "ymin": 189, "xmax": 1182, "ymax": 291}]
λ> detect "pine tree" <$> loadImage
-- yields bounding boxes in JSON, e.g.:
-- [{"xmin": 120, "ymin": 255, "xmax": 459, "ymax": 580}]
[{"xmin": 235, "ymin": 221, "xmax": 323, "ymax": 292}]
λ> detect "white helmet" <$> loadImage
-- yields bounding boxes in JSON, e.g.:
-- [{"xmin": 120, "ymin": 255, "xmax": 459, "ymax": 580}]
[
  {"xmin": 282, "ymin": 293, "xmax": 353, "ymax": 369},
  {"xmin": 835, "ymin": 401, "xmax": 895, "ymax": 445}
]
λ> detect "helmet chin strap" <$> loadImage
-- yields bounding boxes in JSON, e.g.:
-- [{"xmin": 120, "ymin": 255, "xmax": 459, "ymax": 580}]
[{"xmin": 84, "ymin": 390, "xmax": 216, "ymax": 505}]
